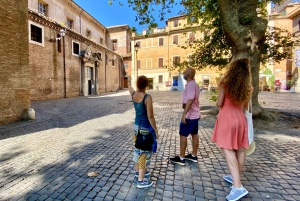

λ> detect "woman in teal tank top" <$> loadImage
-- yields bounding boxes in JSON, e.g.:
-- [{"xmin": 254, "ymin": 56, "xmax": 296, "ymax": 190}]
[{"xmin": 128, "ymin": 75, "xmax": 159, "ymax": 189}]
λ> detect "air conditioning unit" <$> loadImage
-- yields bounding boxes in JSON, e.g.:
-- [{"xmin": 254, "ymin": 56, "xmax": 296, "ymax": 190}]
[{"xmin": 287, "ymin": 71, "xmax": 292, "ymax": 75}]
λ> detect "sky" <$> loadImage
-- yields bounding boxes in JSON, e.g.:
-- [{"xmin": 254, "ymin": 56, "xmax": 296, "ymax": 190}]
[{"xmin": 73, "ymin": 0, "xmax": 182, "ymax": 32}]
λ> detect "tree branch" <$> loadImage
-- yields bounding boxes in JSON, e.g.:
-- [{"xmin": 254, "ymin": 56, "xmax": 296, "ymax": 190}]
[{"xmin": 217, "ymin": 0, "xmax": 243, "ymax": 46}]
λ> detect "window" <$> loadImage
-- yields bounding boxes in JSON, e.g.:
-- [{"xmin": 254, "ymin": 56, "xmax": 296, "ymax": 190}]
[
  {"xmin": 72, "ymin": 41, "xmax": 80, "ymax": 56},
  {"xmin": 173, "ymin": 56, "xmax": 180, "ymax": 66},
  {"xmin": 112, "ymin": 60, "xmax": 115, "ymax": 67},
  {"xmin": 57, "ymin": 34, "xmax": 61, "ymax": 53},
  {"xmin": 86, "ymin": 29, "xmax": 91, "ymax": 39},
  {"xmin": 173, "ymin": 35, "xmax": 179, "ymax": 44},
  {"xmin": 298, "ymin": 21, "xmax": 300, "ymax": 31},
  {"xmin": 66, "ymin": 18, "xmax": 73, "ymax": 29},
  {"xmin": 38, "ymin": 1, "xmax": 47, "ymax": 15},
  {"xmin": 159, "ymin": 75, "xmax": 163, "ymax": 83},
  {"xmin": 174, "ymin": 19, "xmax": 178, "ymax": 27},
  {"xmin": 137, "ymin": 60, "xmax": 141, "ymax": 69},
  {"xmin": 31, "ymin": 24, "xmax": 42, "ymax": 43},
  {"xmin": 146, "ymin": 58, "xmax": 152, "ymax": 69},
  {"xmin": 189, "ymin": 33, "xmax": 195, "ymax": 42},
  {"xmin": 136, "ymin": 41, "xmax": 141, "ymax": 48},
  {"xmin": 124, "ymin": 62, "xmax": 128, "ymax": 69},
  {"xmin": 100, "ymin": 37, "xmax": 103, "ymax": 44},
  {"xmin": 159, "ymin": 38, "xmax": 164, "ymax": 46},
  {"xmin": 112, "ymin": 39, "xmax": 118, "ymax": 51},
  {"xmin": 29, "ymin": 21, "xmax": 44, "ymax": 46},
  {"xmin": 158, "ymin": 58, "xmax": 164, "ymax": 68}
]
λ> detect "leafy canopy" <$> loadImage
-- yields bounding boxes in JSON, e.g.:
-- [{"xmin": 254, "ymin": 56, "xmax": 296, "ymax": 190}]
[{"xmin": 109, "ymin": 0, "xmax": 293, "ymax": 70}]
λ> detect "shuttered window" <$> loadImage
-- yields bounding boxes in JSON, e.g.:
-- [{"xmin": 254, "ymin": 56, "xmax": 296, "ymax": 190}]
[{"xmin": 158, "ymin": 58, "xmax": 164, "ymax": 68}]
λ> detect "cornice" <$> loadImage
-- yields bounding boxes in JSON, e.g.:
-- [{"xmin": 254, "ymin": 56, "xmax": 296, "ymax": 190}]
[
  {"xmin": 133, "ymin": 26, "xmax": 200, "ymax": 39},
  {"xmin": 28, "ymin": 10, "xmax": 121, "ymax": 56}
]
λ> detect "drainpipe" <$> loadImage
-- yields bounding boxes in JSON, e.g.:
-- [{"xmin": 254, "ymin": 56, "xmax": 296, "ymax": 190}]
[
  {"xmin": 168, "ymin": 30, "xmax": 170, "ymax": 79},
  {"xmin": 79, "ymin": 9, "xmax": 83, "ymax": 34},
  {"xmin": 105, "ymin": 50, "xmax": 107, "ymax": 92}
]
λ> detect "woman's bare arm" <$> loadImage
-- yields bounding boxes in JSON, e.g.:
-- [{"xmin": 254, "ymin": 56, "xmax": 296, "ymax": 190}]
[
  {"xmin": 216, "ymin": 83, "xmax": 225, "ymax": 107},
  {"xmin": 145, "ymin": 95, "xmax": 159, "ymax": 138},
  {"xmin": 128, "ymin": 79, "xmax": 134, "ymax": 96}
]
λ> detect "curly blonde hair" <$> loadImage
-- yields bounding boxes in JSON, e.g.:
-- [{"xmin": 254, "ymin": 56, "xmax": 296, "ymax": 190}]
[{"xmin": 222, "ymin": 58, "xmax": 252, "ymax": 104}]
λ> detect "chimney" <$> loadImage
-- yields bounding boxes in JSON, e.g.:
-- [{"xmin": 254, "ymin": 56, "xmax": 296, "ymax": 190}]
[{"xmin": 142, "ymin": 28, "xmax": 147, "ymax": 35}]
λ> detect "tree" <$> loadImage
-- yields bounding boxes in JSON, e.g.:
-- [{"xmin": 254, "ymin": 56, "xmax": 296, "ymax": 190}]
[{"xmin": 110, "ymin": 0, "xmax": 294, "ymax": 117}]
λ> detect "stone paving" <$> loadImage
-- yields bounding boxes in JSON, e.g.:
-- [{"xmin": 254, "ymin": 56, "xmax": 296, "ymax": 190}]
[{"xmin": 0, "ymin": 90, "xmax": 299, "ymax": 201}]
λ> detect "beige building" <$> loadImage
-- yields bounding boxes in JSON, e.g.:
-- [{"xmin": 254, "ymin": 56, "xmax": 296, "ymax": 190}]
[
  {"xmin": 28, "ymin": 0, "xmax": 125, "ymax": 100},
  {"xmin": 107, "ymin": 25, "xmax": 133, "ymax": 88},
  {"xmin": 287, "ymin": 4, "xmax": 300, "ymax": 92},
  {"xmin": 131, "ymin": 16, "xmax": 220, "ymax": 91},
  {"xmin": 268, "ymin": 1, "xmax": 300, "ymax": 91}
]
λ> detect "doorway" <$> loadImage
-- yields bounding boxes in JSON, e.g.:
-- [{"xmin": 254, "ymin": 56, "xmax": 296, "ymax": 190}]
[
  {"xmin": 87, "ymin": 67, "xmax": 94, "ymax": 95},
  {"xmin": 148, "ymin": 78, "xmax": 153, "ymax": 90},
  {"xmin": 124, "ymin": 77, "xmax": 128, "ymax": 88}
]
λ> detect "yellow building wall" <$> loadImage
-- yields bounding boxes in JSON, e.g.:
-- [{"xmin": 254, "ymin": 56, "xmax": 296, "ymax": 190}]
[{"xmin": 132, "ymin": 17, "xmax": 221, "ymax": 91}]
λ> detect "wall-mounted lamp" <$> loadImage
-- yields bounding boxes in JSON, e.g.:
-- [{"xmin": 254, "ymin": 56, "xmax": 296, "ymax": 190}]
[{"xmin": 109, "ymin": 55, "xmax": 117, "ymax": 61}]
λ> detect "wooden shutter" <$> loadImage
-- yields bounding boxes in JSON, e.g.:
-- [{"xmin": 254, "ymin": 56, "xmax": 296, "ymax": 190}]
[
  {"xmin": 137, "ymin": 60, "xmax": 141, "ymax": 69},
  {"xmin": 189, "ymin": 33, "xmax": 195, "ymax": 42},
  {"xmin": 159, "ymin": 75, "xmax": 163, "ymax": 83},
  {"xmin": 173, "ymin": 35, "xmax": 178, "ymax": 44},
  {"xmin": 158, "ymin": 58, "xmax": 163, "ymax": 68},
  {"xmin": 159, "ymin": 38, "xmax": 164, "ymax": 46},
  {"xmin": 174, "ymin": 19, "xmax": 178, "ymax": 27}
]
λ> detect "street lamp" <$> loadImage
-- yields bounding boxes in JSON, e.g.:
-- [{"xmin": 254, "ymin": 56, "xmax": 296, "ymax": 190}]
[
  {"xmin": 60, "ymin": 29, "xmax": 67, "ymax": 98},
  {"xmin": 134, "ymin": 43, "xmax": 139, "ymax": 80}
]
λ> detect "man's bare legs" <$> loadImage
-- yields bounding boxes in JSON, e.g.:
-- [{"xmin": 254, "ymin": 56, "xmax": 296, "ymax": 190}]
[
  {"xmin": 191, "ymin": 134, "xmax": 199, "ymax": 156},
  {"xmin": 179, "ymin": 135, "xmax": 188, "ymax": 158}
]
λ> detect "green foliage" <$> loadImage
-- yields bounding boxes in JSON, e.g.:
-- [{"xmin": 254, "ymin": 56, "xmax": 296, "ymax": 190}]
[
  {"xmin": 108, "ymin": 0, "xmax": 292, "ymax": 70},
  {"xmin": 262, "ymin": 68, "xmax": 272, "ymax": 76},
  {"xmin": 131, "ymin": 26, "xmax": 137, "ymax": 32},
  {"xmin": 268, "ymin": 75, "xmax": 275, "ymax": 87},
  {"xmin": 207, "ymin": 90, "xmax": 219, "ymax": 103}
]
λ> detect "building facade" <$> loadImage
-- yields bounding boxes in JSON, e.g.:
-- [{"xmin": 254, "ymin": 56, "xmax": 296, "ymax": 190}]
[
  {"xmin": 0, "ymin": 0, "xmax": 31, "ymax": 125},
  {"xmin": 287, "ymin": 4, "xmax": 300, "ymax": 92},
  {"xmin": 268, "ymin": 1, "xmax": 300, "ymax": 91},
  {"xmin": 130, "ymin": 16, "xmax": 220, "ymax": 91},
  {"xmin": 107, "ymin": 25, "xmax": 133, "ymax": 88},
  {"xmin": 28, "ymin": 0, "xmax": 124, "ymax": 100}
]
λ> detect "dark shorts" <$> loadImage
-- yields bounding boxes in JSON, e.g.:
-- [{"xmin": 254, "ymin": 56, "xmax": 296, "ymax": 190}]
[{"xmin": 179, "ymin": 118, "xmax": 200, "ymax": 137}]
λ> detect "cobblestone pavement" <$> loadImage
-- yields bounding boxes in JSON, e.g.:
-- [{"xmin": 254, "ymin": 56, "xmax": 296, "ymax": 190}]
[{"xmin": 0, "ymin": 90, "xmax": 299, "ymax": 201}]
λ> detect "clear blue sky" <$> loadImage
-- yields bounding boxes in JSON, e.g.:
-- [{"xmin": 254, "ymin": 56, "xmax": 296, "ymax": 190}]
[{"xmin": 73, "ymin": 0, "xmax": 182, "ymax": 32}]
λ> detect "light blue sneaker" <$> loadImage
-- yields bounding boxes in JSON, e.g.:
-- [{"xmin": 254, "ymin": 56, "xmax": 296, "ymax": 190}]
[
  {"xmin": 135, "ymin": 171, "xmax": 150, "ymax": 177},
  {"xmin": 137, "ymin": 178, "xmax": 153, "ymax": 188},
  {"xmin": 223, "ymin": 175, "xmax": 233, "ymax": 184},
  {"xmin": 226, "ymin": 186, "xmax": 248, "ymax": 201}
]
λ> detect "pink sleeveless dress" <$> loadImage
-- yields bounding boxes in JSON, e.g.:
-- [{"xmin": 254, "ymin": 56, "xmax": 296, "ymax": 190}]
[{"xmin": 212, "ymin": 94, "xmax": 249, "ymax": 150}]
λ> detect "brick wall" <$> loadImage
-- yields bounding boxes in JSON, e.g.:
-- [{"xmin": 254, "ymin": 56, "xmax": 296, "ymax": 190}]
[{"xmin": 0, "ymin": 0, "xmax": 30, "ymax": 125}]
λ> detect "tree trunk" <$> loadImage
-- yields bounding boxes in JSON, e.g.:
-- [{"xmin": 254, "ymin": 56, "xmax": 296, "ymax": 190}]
[{"xmin": 218, "ymin": 0, "xmax": 267, "ymax": 117}]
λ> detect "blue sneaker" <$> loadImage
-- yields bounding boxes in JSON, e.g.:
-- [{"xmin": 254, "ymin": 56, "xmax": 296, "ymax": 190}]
[
  {"xmin": 223, "ymin": 175, "xmax": 233, "ymax": 184},
  {"xmin": 135, "ymin": 171, "xmax": 150, "ymax": 177},
  {"xmin": 137, "ymin": 178, "xmax": 153, "ymax": 188},
  {"xmin": 226, "ymin": 186, "xmax": 248, "ymax": 201}
]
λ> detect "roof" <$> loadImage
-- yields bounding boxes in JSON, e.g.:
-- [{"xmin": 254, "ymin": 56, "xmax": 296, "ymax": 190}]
[{"xmin": 107, "ymin": 25, "xmax": 131, "ymax": 32}]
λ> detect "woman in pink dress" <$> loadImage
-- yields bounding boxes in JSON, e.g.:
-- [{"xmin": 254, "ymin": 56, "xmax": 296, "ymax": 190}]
[{"xmin": 212, "ymin": 58, "xmax": 252, "ymax": 201}]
